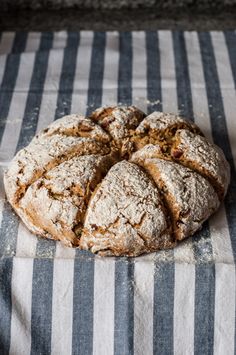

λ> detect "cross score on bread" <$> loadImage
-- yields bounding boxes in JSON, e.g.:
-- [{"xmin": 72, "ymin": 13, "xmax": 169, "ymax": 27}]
[{"xmin": 4, "ymin": 107, "xmax": 230, "ymax": 257}]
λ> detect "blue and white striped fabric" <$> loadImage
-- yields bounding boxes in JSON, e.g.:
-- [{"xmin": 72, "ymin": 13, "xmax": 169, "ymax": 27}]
[{"xmin": 0, "ymin": 31, "xmax": 235, "ymax": 355}]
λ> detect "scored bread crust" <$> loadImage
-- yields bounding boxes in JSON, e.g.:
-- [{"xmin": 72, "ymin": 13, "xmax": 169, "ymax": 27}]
[
  {"xmin": 89, "ymin": 106, "xmax": 145, "ymax": 158},
  {"xmin": 80, "ymin": 161, "xmax": 175, "ymax": 256},
  {"xmin": 132, "ymin": 111, "xmax": 202, "ymax": 151},
  {"xmin": 170, "ymin": 129, "xmax": 230, "ymax": 200},
  {"xmin": 18, "ymin": 155, "xmax": 115, "ymax": 247},
  {"xmin": 4, "ymin": 115, "xmax": 111, "ymax": 206},
  {"xmin": 131, "ymin": 152, "xmax": 220, "ymax": 241},
  {"xmin": 4, "ymin": 108, "xmax": 230, "ymax": 256}
]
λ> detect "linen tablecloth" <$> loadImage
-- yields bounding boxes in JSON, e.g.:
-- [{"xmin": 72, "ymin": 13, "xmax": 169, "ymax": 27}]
[{"xmin": 0, "ymin": 30, "xmax": 235, "ymax": 355}]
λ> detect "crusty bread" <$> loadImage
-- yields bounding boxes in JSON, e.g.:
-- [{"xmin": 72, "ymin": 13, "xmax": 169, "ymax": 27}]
[
  {"xmin": 4, "ymin": 107, "xmax": 230, "ymax": 256},
  {"xmin": 80, "ymin": 161, "xmax": 175, "ymax": 256},
  {"xmin": 170, "ymin": 129, "xmax": 230, "ymax": 200},
  {"xmin": 130, "ymin": 154, "xmax": 220, "ymax": 241}
]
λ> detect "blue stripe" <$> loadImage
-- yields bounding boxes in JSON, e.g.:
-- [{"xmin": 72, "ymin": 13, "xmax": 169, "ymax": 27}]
[
  {"xmin": 0, "ymin": 202, "xmax": 20, "ymax": 257},
  {"xmin": 16, "ymin": 32, "xmax": 53, "ymax": 151},
  {"xmin": 114, "ymin": 259, "xmax": 134, "ymax": 355},
  {"xmin": 0, "ymin": 32, "xmax": 27, "ymax": 145},
  {"xmin": 86, "ymin": 32, "xmax": 106, "ymax": 115},
  {"xmin": 153, "ymin": 262, "xmax": 175, "ymax": 354},
  {"xmin": 114, "ymin": 31, "xmax": 134, "ymax": 355},
  {"xmin": 198, "ymin": 31, "xmax": 236, "ymax": 354},
  {"xmin": 118, "ymin": 32, "xmax": 132, "ymax": 105},
  {"xmin": 55, "ymin": 32, "xmax": 80, "ymax": 120},
  {"xmin": 0, "ymin": 258, "xmax": 13, "ymax": 354},
  {"xmin": 72, "ymin": 31, "xmax": 106, "ymax": 355},
  {"xmin": 30, "ymin": 259, "xmax": 54, "ymax": 355},
  {"xmin": 194, "ymin": 264, "xmax": 215, "ymax": 355},
  {"xmin": 152, "ymin": 30, "xmax": 175, "ymax": 355},
  {"xmin": 223, "ymin": 32, "xmax": 236, "ymax": 260},
  {"xmin": 146, "ymin": 31, "xmax": 162, "ymax": 113},
  {"xmin": 172, "ymin": 31, "xmax": 194, "ymax": 120},
  {"xmin": 0, "ymin": 33, "xmax": 28, "ymax": 354},
  {"xmin": 198, "ymin": 32, "xmax": 236, "ymax": 260},
  {"xmin": 192, "ymin": 223, "xmax": 214, "ymax": 262},
  {"xmin": 27, "ymin": 33, "xmax": 56, "ymax": 354},
  {"xmin": 72, "ymin": 255, "xmax": 95, "ymax": 355}
]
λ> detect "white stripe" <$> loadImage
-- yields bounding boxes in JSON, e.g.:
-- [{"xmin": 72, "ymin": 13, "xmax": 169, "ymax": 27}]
[
  {"xmin": 71, "ymin": 32, "xmax": 94, "ymax": 115},
  {"xmin": 184, "ymin": 31, "xmax": 212, "ymax": 141},
  {"xmin": 92, "ymin": 32, "xmax": 117, "ymax": 355},
  {"xmin": 0, "ymin": 32, "xmax": 15, "ymax": 54},
  {"xmin": 159, "ymin": 30, "xmax": 178, "ymax": 114},
  {"xmin": 211, "ymin": 32, "xmax": 235, "ymax": 89},
  {"xmin": 174, "ymin": 263, "xmax": 195, "ymax": 355},
  {"xmin": 214, "ymin": 264, "xmax": 235, "ymax": 355},
  {"xmin": 174, "ymin": 239, "xmax": 195, "ymax": 263},
  {"xmin": 132, "ymin": 31, "xmax": 148, "ymax": 112},
  {"xmin": 210, "ymin": 205, "xmax": 234, "ymax": 263},
  {"xmin": 134, "ymin": 261, "xmax": 154, "ymax": 355},
  {"xmin": 132, "ymin": 31, "xmax": 153, "ymax": 355},
  {"xmin": 0, "ymin": 34, "xmax": 41, "ymax": 161},
  {"xmin": 36, "ymin": 33, "xmax": 67, "ymax": 132},
  {"xmin": 52, "ymin": 31, "xmax": 68, "ymax": 50},
  {"xmin": 0, "ymin": 167, "xmax": 5, "ymax": 228},
  {"xmin": 51, "ymin": 259, "xmax": 74, "ymax": 355},
  {"xmin": 93, "ymin": 258, "xmax": 115, "ymax": 355},
  {"xmin": 25, "ymin": 32, "xmax": 41, "ymax": 53},
  {"xmin": 15, "ymin": 224, "xmax": 38, "ymax": 258},
  {"xmin": 185, "ymin": 31, "xmax": 235, "ymax": 263},
  {"xmin": 9, "ymin": 257, "xmax": 34, "ymax": 355},
  {"xmin": 40, "ymin": 34, "xmax": 68, "ymax": 94},
  {"xmin": 102, "ymin": 31, "xmax": 119, "ymax": 107},
  {"xmin": 55, "ymin": 241, "xmax": 76, "ymax": 259},
  {"xmin": 211, "ymin": 31, "xmax": 236, "ymax": 168},
  {"xmin": 0, "ymin": 55, "xmax": 6, "ymax": 87},
  {"xmin": 159, "ymin": 30, "xmax": 178, "ymax": 113},
  {"xmin": 0, "ymin": 33, "xmax": 16, "ymax": 85},
  {"xmin": 158, "ymin": 31, "xmax": 178, "ymax": 113}
]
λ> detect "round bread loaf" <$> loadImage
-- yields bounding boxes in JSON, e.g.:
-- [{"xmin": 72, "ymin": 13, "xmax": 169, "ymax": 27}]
[{"xmin": 4, "ymin": 107, "xmax": 230, "ymax": 256}]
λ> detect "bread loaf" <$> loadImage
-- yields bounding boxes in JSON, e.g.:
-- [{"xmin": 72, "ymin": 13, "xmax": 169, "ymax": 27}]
[{"xmin": 4, "ymin": 107, "xmax": 230, "ymax": 256}]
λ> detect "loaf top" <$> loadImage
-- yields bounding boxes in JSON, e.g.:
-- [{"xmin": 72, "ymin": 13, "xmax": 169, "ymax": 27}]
[{"xmin": 4, "ymin": 107, "xmax": 230, "ymax": 256}]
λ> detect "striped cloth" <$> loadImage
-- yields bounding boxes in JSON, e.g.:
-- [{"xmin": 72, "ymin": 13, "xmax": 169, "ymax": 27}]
[{"xmin": 0, "ymin": 31, "xmax": 235, "ymax": 354}]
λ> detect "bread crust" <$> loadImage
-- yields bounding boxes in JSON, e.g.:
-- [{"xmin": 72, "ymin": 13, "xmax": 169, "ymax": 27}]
[
  {"xmin": 80, "ymin": 161, "xmax": 175, "ymax": 256},
  {"xmin": 3, "ymin": 108, "xmax": 230, "ymax": 256},
  {"xmin": 131, "ymin": 153, "xmax": 220, "ymax": 240},
  {"xmin": 171, "ymin": 129, "xmax": 230, "ymax": 200},
  {"xmin": 133, "ymin": 111, "xmax": 202, "ymax": 150},
  {"xmin": 18, "ymin": 154, "xmax": 115, "ymax": 247}
]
